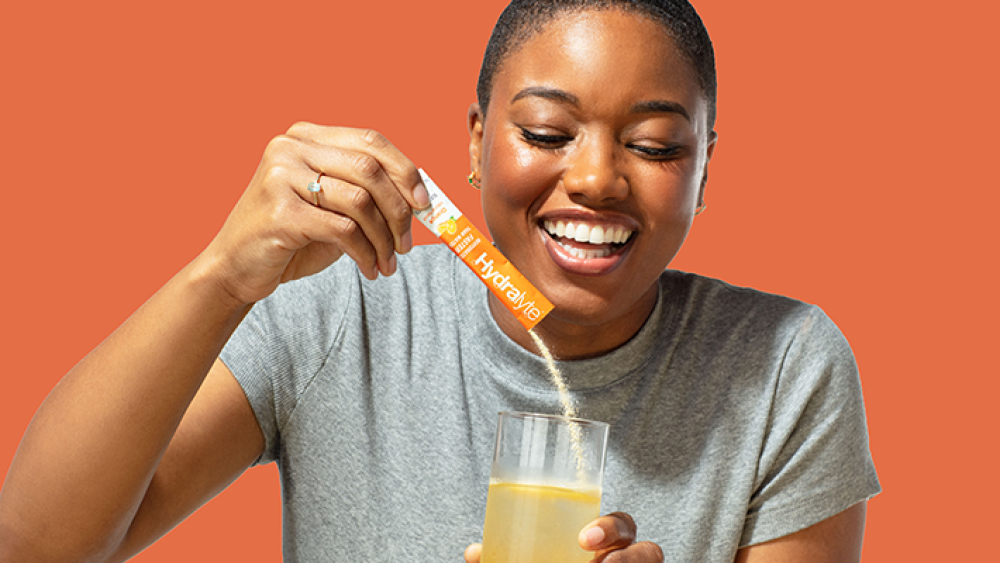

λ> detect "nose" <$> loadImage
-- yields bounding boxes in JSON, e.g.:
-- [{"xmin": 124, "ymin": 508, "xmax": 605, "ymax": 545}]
[{"xmin": 561, "ymin": 133, "xmax": 629, "ymax": 204}]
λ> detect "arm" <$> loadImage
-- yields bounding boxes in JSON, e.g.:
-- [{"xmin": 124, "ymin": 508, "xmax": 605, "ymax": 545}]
[
  {"xmin": 0, "ymin": 123, "xmax": 428, "ymax": 563},
  {"xmin": 0, "ymin": 264, "xmax": 257, "ymax": 563},
  {"xmin": 104, "ymin": 360, "xmax": 266, "ymax": 563},
  {"xmin": 734, "ymin": 502, "xmax": 866, "ymax": 563}
]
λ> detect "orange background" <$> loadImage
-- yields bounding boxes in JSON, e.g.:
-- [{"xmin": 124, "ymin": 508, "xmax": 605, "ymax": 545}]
[{"xmin": 1, "ymin": 1, "xmax": 997, "ymax": 560}]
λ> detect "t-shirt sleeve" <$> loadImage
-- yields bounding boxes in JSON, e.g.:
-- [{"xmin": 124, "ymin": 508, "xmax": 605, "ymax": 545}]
[
  {"xmin": 219, "ymin": 260, "xmax": 360, "ymax": 465},
  {"xmin": 740, "ymin": 305, "xmax": 881, "ymax": 546}
]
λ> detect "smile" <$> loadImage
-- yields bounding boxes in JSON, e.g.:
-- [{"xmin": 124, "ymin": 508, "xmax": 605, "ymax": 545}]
[{"xmin": 542, "ymin": 220, "xmax": 634, "ymax": 260}]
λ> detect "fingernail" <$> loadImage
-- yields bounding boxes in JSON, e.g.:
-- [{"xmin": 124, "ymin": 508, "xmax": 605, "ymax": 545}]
[
  {"xmin": 413, "ymin": 181, "xmax": 430, "ymax": 209},
  {"xmin": 387, "ymin": 254, "xmax": 397, "ymax": 276},
  {"xmin": 581, "ymin": 526, "xmax": 605, "ymax": 548},
  {"xmin": 400, "ymin": 229, "xmax": 413, "ymax": 254}
]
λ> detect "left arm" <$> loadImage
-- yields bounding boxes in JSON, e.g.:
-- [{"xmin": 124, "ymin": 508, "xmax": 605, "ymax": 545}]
[{"xmin": 734, "ymin": 502, "xmax": 866, "ymax": 563}]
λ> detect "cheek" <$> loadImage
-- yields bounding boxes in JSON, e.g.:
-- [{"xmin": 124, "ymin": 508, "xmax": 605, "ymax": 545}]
[
  {"xmin": 481, "ymin": 131, "xmax": 559, "ymax": 225},
  {"xmin": 638, "ymin": 159, "xmax": 702, "ymax": 210},
  {"xmin": 633, "ymin": 168, "xmax": 699, "ymax": 249}
]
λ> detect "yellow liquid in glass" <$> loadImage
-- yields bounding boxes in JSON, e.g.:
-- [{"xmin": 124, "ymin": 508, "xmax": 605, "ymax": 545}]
[{"xmin": 481, "ymin": 482, "xmax": 601, "ymax": 563}]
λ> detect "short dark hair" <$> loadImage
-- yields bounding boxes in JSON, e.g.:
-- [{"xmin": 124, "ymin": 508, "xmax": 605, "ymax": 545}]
[{"xmin": 476, "ymin": 0, "xmax": 717, "ymax": 129}]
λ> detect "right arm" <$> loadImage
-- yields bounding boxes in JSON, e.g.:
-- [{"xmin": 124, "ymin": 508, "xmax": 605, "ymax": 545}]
[{"xmin": 0, "ymin": 123, "xmax": 428, "ymax": 563}]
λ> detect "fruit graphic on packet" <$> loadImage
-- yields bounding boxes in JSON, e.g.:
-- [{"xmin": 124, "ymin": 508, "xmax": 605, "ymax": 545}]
[{"xmin": 437, "ymin": 217, "xmax": 458, "ymax": 236}]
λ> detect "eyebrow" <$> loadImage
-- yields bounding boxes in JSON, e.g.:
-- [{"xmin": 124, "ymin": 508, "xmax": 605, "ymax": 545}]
[
  {"xmin": 511, "ymin": 86, "xmax": 580, "ymax": 106},
  {"xmin": 510, "ymin": 86, "xmax": 691, "ymax": 122},
  {"xmin": 630, "ymin": 100, "xmax": 690, "ymax": 122}
]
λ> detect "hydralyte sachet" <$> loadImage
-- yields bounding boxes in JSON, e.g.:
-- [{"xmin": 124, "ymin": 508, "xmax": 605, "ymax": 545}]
[{"xmin": 413, "ymin": 169, "xmax": 554, "ymax": 331}]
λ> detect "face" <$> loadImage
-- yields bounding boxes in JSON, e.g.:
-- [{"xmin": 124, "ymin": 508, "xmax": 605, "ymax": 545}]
[{"xmin": 469, "ymin": 9, "xmax": 716, "ymax": 344}]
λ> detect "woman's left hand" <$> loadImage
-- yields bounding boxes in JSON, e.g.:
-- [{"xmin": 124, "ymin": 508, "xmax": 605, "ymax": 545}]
[{"xmin": 464, "ymin": 511, "xmax": 664, "ymax": 562}]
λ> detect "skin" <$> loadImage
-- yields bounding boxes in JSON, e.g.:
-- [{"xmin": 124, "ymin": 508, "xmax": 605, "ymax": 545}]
[
  {"xmin": 464, "ymin": 11, "xmax": 867, "ymax": 562},
  {"xmin": 0, "ymin": 125, "xmax": 429, "ymax": 562},
  {"xmin": 0, "ymin": 8, "xmax": 866, "ymax": 563},
  {"xmin": 469, "ymin": 9, "xmax": 715, "ymax": 360}
]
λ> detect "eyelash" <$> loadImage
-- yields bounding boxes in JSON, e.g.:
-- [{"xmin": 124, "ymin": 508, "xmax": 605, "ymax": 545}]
[
  {"xmin": 519, "ymin": 127, "xmax": 681, "ymax": 160},
  {"xmin": 631, "ymin": 145, "xmax": 682, "ymax": 159},
  {"xmin": 520, "ymin": 128, "xmax": 571, "ymax": 147}
]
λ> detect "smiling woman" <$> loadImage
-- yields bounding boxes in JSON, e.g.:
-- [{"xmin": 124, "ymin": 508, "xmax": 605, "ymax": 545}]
[
  {"xmin": 0, "ymin": 1, "xmax": 879, "ymax": 563},
  {"xmin": 471, "ymin": 9, "xmax": 716, "ymax": 358}
]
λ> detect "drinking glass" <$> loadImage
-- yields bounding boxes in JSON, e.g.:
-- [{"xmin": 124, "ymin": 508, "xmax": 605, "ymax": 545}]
[{"xmin": 481, "ymin": 411, "xmax": 610, "ymax": 563}]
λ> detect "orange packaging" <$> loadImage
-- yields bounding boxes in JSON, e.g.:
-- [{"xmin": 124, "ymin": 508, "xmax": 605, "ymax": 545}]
[{"xmin": 414, "ymin": 169, "xmax": 553, "ymax": 331}]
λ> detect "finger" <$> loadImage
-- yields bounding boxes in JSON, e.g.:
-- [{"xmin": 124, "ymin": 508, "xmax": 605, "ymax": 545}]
[
  {"xmin": 286, "ymin": 122, "xmax": 430, "ymax": 211},
  {"xmin": 580, "ymin": 512, "xmax": 637, "ymax": 551},
  {"xmin": 270, "ymin": 190, "xmax": 379, "ymax": 281},
  {"xmin": 304, "ymin": 142, "xmax": 415, "ymax": 259},
  {"xmin": 464, "ymin": 543, "xmax": 482, "ymax": 563},
  {"xmin": 301, "ymin": 205, "xmax": 382, "ymax": 281},
  {"xmin": 254, "ymin": 149, "xmax": 382, "ymax": 279},
  {"xmin": 272, "ymin": 141, "xmax": 398, "ymax": 277},
  {"xmin": 307, "ymin": 170, "xmax": 399, "ymax": 277},
  {"xmin": 590, "ymin": 541, "xmax": 664, "ymax": 563}
]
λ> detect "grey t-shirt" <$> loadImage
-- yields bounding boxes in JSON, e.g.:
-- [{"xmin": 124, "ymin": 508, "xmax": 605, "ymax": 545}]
[{"xmin": 220, "ymin": 244, "xmax": 880, "ymax": 562}]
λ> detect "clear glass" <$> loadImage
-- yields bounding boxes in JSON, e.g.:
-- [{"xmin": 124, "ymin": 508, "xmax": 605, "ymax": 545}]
[{"xmin": 481, "ymin": 411, "xmax": 610, "ymax": 563}]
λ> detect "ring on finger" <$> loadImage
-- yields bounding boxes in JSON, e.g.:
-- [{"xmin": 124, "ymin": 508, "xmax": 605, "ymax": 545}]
[{"xmin": 307, "ymin": 173, "xmax": 324, "ymax": 206}]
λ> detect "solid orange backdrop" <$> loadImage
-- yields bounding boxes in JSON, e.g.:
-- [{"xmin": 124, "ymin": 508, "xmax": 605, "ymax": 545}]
[{"xmin": 1, "ymin": 1, "xmax": 997, "ymax": 561}]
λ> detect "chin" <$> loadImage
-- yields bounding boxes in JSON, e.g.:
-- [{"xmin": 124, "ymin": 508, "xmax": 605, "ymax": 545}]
[{"xmin": 539, "ymin": 282, "xmax": 658, "ymax": 329}]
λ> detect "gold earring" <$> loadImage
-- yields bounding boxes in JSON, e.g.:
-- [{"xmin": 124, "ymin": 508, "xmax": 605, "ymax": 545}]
[
  {"xmin": 695, "ymin": 203, "xmax": 708, "ymax": 216},
  {"xmin": 467, "ymin": 172, "xmax": 481, "ymax": 190}
]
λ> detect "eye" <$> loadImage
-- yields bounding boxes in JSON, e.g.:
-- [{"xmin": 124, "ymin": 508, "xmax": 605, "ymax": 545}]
[
  {"xmin": 520, "ymin": 127, "xmax": 573, "ymax": 149},
  {"xmin": 628, "ymin": 143, "xmax": 683, "ymax": 161}
]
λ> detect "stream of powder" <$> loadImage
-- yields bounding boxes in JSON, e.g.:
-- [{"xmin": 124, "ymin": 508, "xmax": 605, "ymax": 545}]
[
  {"xmin": 528, "ymin": 329, "xmax": 586, "ymax": 472},
  {"xmin": 529, "ymin": 329, "xmax": 577, "ymax": 419}
]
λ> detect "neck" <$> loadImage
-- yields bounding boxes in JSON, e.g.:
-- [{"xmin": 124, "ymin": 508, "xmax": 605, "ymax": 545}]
[{"xmin": 488, "ymin": 284, "xmax": 659, "ymax": 361}]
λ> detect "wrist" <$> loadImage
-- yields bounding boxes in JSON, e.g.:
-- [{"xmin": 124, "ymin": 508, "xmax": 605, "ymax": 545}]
[{"xmin": 181, "ymin": 251, "xmax": 257, "ymax": 318}]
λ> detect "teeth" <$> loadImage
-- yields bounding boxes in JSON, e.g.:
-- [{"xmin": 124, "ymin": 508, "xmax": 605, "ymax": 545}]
[
  {"xmin": 543, "ymin": 220, "xmax": 634, "ymax": 245},
  {"xmin": 588, "ymin": 226, "xmax": 604, "ymax": 244},
  {"xmin": 557, "ymin": 240, "xmax": 611, "ymax": 259}
]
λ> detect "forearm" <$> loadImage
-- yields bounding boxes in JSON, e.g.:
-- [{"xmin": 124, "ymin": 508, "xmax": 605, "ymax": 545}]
[
  {"xmin": 0, "ymin": 122, "xmax": 427, "ymax": 562},
  {"xmin": 0, "ymin": 255, "xmax": 251, "ymax": 562}
]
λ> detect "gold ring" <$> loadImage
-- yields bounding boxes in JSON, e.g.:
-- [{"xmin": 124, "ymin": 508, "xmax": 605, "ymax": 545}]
[{"xmin": 307, "ymin": 173, "xmax": 324, "ymax": 206}]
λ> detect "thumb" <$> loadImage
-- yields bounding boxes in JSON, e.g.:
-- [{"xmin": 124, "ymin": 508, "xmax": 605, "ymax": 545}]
[{"xmin": 464, "ymin": 543, "xmax": 482, "ymax": 563}]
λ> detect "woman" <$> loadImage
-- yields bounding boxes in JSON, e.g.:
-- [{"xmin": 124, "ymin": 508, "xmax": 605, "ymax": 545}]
[{"xmin": 0, "ymin": 1, "xmax": 879, "ymax": 561}]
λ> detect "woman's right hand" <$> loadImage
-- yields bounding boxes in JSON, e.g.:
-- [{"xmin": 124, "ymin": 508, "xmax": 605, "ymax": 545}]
[{"xmin": 200, "ymin": 122, "xmax": 430, "ymax": 306}]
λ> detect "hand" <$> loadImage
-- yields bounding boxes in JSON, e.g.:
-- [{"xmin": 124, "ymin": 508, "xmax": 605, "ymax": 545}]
[
  {"xmin": 464, "ymin": 512, "xmax": 664, "ymax": 563},
  {"xmin": 577, "ymin": 512, "xmax": 664, "ymax": 562},
  {"xmin": 198, "ymin": 122, "xmax": 429, "ymax": 306}
]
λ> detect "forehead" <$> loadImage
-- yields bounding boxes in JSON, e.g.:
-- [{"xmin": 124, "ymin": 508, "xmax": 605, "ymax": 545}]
[{"xmin": 493, "ymin": 9, "xmax": 706, "ymax": 121}]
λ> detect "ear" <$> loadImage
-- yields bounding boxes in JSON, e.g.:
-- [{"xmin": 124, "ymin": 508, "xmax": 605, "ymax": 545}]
[
  {"xmin": 468, "ymin": 103, "xmax": 485, "ymax": 177},
  {"xmin": 698, "ymin": 130, "xmax": 718, "ymax": 206}
]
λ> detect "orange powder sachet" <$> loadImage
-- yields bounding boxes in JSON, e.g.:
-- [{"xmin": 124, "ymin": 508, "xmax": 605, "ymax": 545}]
[{"xmin": 414, "ymin": 169, "xmax": 553, "ymax": 331}]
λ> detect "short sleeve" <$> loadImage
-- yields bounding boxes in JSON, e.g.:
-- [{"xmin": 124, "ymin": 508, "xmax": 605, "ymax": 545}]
[
  {"xmin": 740, "ymin": 306, "xmax": 881, "ymax": 546},
  {"xmin": 218, "ymin": 260, "xmax": 361, "ymax": 465}
]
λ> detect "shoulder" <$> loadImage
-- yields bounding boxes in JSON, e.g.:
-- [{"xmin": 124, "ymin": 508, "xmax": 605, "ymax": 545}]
[
  {"xmin": 359, "ymin": 244, "xmax": 467, "ymax": 310},
  {"xmin": 664, "ymin": 270, "xmax": 814, "ymax": 320},
  {"xmin": 269, "ymin": 243, "xmax": 458, "ymax": 303},
  {"xmin": 660, "ymin": 270, "xmax": 838, "ymax": 353},
  {"xmin": 656, "ymin": 270, "xmax": 859, "ymax": 408},
  {"xmin": 390, "ymin": 243, "xmax": 460, "ymax": 287}
]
